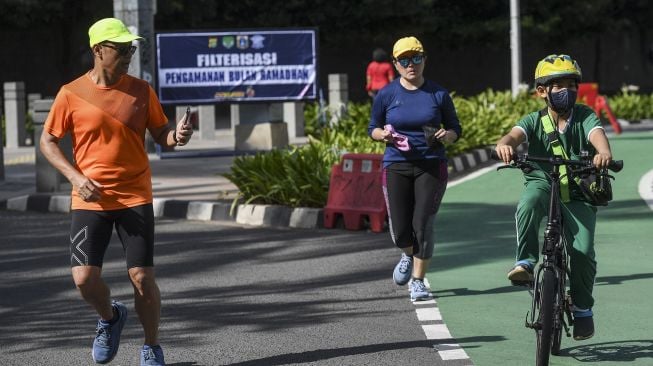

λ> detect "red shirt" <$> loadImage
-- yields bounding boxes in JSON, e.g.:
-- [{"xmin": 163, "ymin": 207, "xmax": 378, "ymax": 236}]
[{"xmin": 366, "ymin": 61, "xmax": 394, "ymax": 91}]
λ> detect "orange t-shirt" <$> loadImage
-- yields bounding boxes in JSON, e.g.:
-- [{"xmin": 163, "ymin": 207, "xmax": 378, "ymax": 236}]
[{"xmin": 45, "ymin": 73, "xmax": 168, "ymax": 210}]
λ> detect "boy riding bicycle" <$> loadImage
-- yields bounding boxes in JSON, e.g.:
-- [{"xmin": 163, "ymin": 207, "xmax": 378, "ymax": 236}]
[{"xmin": 494, "ymin": 54, "xmax": 613, "ymax": 341}]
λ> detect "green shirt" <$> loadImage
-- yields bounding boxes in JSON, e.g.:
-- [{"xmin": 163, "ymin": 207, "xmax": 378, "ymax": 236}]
[{"xmin": 515, "ymin": 104, "xmax": 602, "ymax": 200}]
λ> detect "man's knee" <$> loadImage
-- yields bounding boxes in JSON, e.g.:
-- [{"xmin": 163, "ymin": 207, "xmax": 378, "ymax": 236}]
[
  {"xmin": 71, "ymin": 266, "xmax": 102, "ymax": 290},
  {"xmin": 128, "ymin": 267, "xmax": 157, "ymax": 294}
]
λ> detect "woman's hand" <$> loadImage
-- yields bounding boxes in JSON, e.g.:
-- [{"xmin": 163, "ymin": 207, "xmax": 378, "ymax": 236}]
[
  {"xmin": 434, "ymin": 129, "xmax": 457, "ymax": 144},
  {"xmin": 374, "ymin": 128, "xmax": 393, "ymax": 142}
]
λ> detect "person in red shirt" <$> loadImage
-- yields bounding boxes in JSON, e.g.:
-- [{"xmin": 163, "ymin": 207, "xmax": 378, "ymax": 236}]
[
  {"xmin": 366, "ymin": 48, "xmax": 395, "ymax": 99},
  {"xmin": 40, "ymin": 18, "xmax": 192, "ymax": 366}
]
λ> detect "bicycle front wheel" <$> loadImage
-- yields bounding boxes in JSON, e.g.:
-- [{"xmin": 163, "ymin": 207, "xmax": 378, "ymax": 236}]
[{"xmin": 536, "ymin": 269, "xmax": 557, "ymax": 366}]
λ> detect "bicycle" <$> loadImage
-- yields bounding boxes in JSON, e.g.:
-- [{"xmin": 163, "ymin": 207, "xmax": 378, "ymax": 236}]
[{"xmin": 493, "ymin": 151, "xmax": 623, "ymax": 366}]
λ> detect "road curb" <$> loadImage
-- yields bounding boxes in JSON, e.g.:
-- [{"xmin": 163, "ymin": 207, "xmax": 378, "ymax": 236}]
[{"xmin": 1, "ymin": 147, "xmax": 495, "ymax": 230}]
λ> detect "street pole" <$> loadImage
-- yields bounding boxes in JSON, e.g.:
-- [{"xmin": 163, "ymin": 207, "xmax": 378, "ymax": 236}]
[
  {"xmin": 114, "ymin": 0, "xmax": 158, "ymax": 152},
  {"xmin": 113, "ymin": 0, "xmax": 156, "ymax": 85},
  {"xmin": 510, "ymin": 0, "xmax": 522, "ymax": 99}
]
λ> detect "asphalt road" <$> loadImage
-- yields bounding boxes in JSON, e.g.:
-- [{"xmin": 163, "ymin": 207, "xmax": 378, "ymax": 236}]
[{"xmin": 0, "ymin": 210, "xmax": 471, "ymax": 366}]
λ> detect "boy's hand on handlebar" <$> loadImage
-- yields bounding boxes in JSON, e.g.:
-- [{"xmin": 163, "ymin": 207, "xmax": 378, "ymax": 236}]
[
  {"xmin": 495, "ymin": 144, "xmax": 514, "ymax": 164},
  {"xmin": 593, "ymin": 151, "xmax": 612, "ymax": 169}
]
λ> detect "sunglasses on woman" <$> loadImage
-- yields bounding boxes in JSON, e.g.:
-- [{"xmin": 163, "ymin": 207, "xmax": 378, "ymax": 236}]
[{"xmin": 396, "ymin": 54, "xmax": 424, "ymax": 68}]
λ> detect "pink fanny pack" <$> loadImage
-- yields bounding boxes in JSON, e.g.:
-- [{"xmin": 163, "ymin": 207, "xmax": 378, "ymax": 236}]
[{"xmin": 384, "ymin": 124, "xmax": 410, "ymax": 151}]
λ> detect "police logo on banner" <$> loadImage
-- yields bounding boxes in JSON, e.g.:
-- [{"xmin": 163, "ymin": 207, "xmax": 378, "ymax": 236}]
[
  {"xmin": 222, "ymin": 36, "xmax": 234, "ymax": 49},
  {"xmin": 236, "ymin": 35, "xmax": 249, "ymax": 49},
  {"xmin": 250, "ymin": 35, "xmax": 265, "ymax": 49},
  {"xmin": 208, "ymin": 37, "xmax": 218, "ymax": 48}
]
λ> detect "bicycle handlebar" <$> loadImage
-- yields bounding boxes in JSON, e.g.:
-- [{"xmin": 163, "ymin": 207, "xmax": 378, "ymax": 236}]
[{"xmin": 490, "ymin": 150, "xmax": 623, "ymax": 173}]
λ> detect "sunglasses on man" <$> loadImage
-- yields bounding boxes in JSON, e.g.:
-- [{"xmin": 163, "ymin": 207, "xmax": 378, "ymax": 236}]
[
  {"xmin": 396, "ymin": 54, "xmax": 424, "ymax": 68},
  {"xmin": 101, "ymin": 43, "xmax": 137, "ymax": 56}
]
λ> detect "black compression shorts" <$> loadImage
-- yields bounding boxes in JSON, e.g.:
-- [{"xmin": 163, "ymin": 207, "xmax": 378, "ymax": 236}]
[{"xmin": 69, "ymin": 203, "xmax": 155, "ymax": 268}]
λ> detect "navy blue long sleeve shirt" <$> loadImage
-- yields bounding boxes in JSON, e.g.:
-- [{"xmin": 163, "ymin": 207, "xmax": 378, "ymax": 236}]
[{"xmin": 367, "ymin": 79, "xmax": 462, "ymax": 167}]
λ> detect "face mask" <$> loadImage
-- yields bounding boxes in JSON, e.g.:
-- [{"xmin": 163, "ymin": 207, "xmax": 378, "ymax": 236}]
[{"xmin": 547, "ymin": 88, "xmax": 577, "ymax": 114}]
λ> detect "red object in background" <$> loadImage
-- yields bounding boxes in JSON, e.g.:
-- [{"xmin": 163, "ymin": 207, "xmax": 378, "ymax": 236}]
[
  {"xmin": 577, "ymin": 83, "xmax": 622, "ymax": 134},
  {"xmin": 323, "ymin": 153, "xmax": 387, "ymax": 232}
]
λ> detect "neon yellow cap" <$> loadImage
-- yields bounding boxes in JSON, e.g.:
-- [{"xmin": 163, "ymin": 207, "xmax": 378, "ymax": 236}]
[{"xmin": 88, "ymin": 18, "xmax": 143, "ymax": 47}]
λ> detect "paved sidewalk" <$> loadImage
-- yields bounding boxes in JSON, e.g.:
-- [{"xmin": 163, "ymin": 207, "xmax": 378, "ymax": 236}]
[
  {"xmin": 1, "ymin": 139, "xmax": 240, "ymax": 200},
  {"xmin": 2, "ymin": 120, "xmax": 650, "ymax": 228}
]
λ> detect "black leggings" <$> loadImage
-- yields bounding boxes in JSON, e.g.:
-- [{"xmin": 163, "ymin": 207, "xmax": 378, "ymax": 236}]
[
  {"xmin": 69, "ymin": 204, "xmax": 155, "ymax": 268},
  {"xmin": 383, "ymin": 160, "xmax": 448, "ymax": 259}
]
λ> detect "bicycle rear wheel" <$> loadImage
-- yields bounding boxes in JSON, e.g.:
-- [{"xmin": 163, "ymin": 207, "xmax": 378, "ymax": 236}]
[{"xmin": 536, "ymin": 269, "xmax": 556, "ymax": 366}]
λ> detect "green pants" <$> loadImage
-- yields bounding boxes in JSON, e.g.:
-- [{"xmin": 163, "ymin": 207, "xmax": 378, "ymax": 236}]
[{"xmin": 515, "ymin": 180, "xmax": 598, "ymax": 309}]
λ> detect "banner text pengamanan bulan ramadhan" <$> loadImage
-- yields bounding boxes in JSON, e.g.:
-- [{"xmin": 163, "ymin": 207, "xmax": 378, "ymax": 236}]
[{"xmin": 161, "ymin": 52, "xmax": 313, "ymax": 86}]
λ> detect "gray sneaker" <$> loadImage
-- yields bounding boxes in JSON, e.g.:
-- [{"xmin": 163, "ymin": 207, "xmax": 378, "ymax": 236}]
[
  {"xmin": 141, "ymin": 345, "xmax": 166, "ymax": 366},
  {"xmin": 393, "ymin": 253, "xmax": 413, "ymax": 285},
  {"xmin": 92, "ymin": 300, "xmax": 128, "ymax": 364},
  {"xmin": 410, "ymin": 279, "xmax": 431, "ymax": 301}
]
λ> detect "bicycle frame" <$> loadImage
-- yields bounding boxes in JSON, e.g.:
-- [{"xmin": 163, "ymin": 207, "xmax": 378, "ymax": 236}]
[{"xmin": 524, "ymin": 162, "xmax": 574, "ymax": 364}]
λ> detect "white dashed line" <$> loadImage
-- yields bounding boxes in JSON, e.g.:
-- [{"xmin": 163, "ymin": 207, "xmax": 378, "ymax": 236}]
[{"xmin": 412, "ymin": 278, "xmax": 473, "ymax": 364}]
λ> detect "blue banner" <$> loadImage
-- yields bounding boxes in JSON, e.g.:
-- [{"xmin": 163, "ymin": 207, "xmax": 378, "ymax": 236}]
[{"xmin": 156, "ymin": 29, "xmax": 317, "ymax": 104}]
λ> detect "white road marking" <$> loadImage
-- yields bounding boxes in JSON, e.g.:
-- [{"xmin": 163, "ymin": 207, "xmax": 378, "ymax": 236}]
[
  {"xmin": 638, "ymin": 169, "xmax": 653, "ymax": 211},
  {"xmin": 449, "ymin": 163, "xmax": 502, "ymax": 188},
  {"xmin": 411, "ymin": 280, "xmax": 473, "ymax": 364}
]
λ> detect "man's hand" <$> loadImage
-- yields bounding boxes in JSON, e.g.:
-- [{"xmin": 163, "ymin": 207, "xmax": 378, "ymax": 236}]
[
  {"xmin": 175, "ymin": 113, "xmax": 193, "ymax": 146},
  {"xmin": 73, "ymin": 176, "xmax": 103, "ymax": 202}
]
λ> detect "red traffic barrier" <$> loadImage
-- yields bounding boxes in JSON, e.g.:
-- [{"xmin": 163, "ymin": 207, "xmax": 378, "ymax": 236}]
[
  {"xmin": 577, "ymin": 83, "xmax": 622, "ymax": 134},
  {"xmin": 323, "ymin": 153, "xmax": 387, "ymax": 232}
]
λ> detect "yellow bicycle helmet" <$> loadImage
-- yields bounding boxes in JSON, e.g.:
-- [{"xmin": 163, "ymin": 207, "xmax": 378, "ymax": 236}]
[{"xmin": 534, "ymin": 54, "xmax": 582, "ymax": 86}]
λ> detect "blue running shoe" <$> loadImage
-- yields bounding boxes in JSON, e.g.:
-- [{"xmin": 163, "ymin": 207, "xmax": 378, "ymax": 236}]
[
  {"xmin": 141, "ymin": 345, "xmax": 166, "ymax": 366},
  {"xmin": 92, "ymin": 300, "xmax": 128, "ymax": 364},
  {"xmin": 393, "ymin": 253, "xmax": 413, "ymax": 285},
  {"xmin": 410, "ymin": 279, "xmax": 431, "ymax": 301}
]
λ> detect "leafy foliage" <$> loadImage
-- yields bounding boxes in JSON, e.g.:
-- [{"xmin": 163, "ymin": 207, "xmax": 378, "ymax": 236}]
[
  {"xmin": 223, "ymin": 142, "xmax": 340, "ymax": 208},
  {"xmin": 449, "ymin": 90, "xmax": 542, "ymax": 156},
  {"xmin": 608, "ymin": 90, "xmax": 653, "ymax": 121}
]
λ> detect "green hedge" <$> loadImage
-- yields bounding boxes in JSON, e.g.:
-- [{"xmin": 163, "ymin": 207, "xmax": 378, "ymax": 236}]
[
  {"xmin": 607, "ymin": 90, "xmax": 653, "ymax": 121},
  {"xmin": 224, "ymin": 89, "xmax": 653, "ymax": 208}
]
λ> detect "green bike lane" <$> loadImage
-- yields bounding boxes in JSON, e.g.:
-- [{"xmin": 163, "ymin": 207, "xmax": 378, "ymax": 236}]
[{"xmin": 426, "ymin": 131, "xmax": 653, "ymax": 366}]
